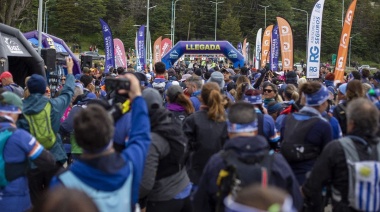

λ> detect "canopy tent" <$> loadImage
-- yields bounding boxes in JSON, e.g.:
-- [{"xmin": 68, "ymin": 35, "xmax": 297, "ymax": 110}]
[
  {"xmin": 0, "ymin": 23, "xmax": 45, "ymax": 87},
  {"xmin": 23, "ymin": 30, "xmax": 81, "ymax": 75}
]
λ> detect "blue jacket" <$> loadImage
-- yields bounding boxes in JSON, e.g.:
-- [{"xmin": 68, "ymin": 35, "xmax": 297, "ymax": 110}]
[
  {"xmin": 0, "ymin": 121, "xmax": 45, "ymax": 212},
  {"xmin": 50, "ymin": 96, "xmax": 151, "ymax": 207},
  {"xmin": 20, "ymin": 74, "xmax": 75, "ymax": 163},
  {"xmin": 280, "ymin": 107, "xmax": 333, "ymax": 185},
  {"xmin": 193, "ymin": 136, "xmax": 303, "ymax": 211}
]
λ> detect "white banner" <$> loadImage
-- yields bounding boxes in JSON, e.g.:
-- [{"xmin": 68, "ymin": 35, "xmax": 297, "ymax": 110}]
[
  {"xmin": 255, "ymin": 28, "xmax": 262, "ymax": 70},
  {"xmin": 306, "ymin": 0, "xmax": 325, "ymax": 78}
]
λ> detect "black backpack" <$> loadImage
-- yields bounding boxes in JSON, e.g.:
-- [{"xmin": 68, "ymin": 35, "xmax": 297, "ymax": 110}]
[
  {"xmin": 281, "ymin": 113, "xmax": 322, "ymax": 162},
  {"xmin": 216, "ymin": 149, "xmax": 274, "ymax": 212}
]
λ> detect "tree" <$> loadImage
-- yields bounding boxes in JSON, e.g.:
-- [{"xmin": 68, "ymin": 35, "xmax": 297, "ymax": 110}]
[
  {"xmin": 0, "ymin": 0, "xmax": 33, "ymax": 26},
  {"xmin": 115, "ymin": 15, "xmax": 137, "ymax": 49},
  {"xmin": 218, "ymin": 13, "xmax": 242, "ymax": 46}
]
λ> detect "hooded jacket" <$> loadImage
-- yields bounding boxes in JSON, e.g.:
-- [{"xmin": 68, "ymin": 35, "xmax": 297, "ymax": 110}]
[
  {"xmin": 193, "ymin": 135, "xmax": 303, "ymax": 212},
  {"xmin": 20, "ymin": 74, "xmax": 75, "ymax": 163}
]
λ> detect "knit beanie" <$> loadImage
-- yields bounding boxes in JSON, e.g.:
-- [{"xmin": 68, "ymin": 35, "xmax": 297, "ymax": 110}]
[{"xmin": 27, "ymin": 74, "xmax": 47, "ymax": 94}]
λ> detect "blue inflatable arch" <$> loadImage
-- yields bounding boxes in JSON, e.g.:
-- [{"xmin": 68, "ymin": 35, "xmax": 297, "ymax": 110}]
[{"xmin": 161, "ymin": 41, "xmax": 245, "ymax": 69}]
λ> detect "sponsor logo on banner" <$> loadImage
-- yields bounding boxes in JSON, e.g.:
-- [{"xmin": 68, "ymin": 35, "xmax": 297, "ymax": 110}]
[
  {"xmin": 345, "ymin": 11, "xmax": 353, "ymax": 25},
  {"xmin": 228, "ymin": 50, "xmax": 238, "ymax": 58},
  {"xmin": 281, "ymin": 26, "xmax": 290, "ymax": 34},
  {"xmin": 4, "ymin": 37, "xmax": 23, "ymax": 54},
  {"xmin": 307, "ymin": 0, "xmax": 325, "ymax": 78},
  {"xmin": 170, "ymin": 50, "xmax": 179, "ymax": 59},
  {"xmin": 283, "ymin": 42, "xmax": 290, "ymax": 51}
]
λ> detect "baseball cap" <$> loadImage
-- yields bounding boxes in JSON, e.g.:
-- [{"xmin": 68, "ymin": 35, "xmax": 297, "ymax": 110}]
[
  {"xmin": 0, "ymin": 91, "xmax": 23, "ymax": 114},
  {"xmin": 180, "ymin": 74, "xmax": 192, "ymax": 82},
  {"xmin": 338, "ymin": 83, "xmax": 347, "ymax": 95},
  {"xmin": 0, "ymin": 72, "xmax": 13, "ymax": 80},
  {"xmin": 208, "ymin": 72, "xmax": 225, "ymax": 89},
  {"xmin": 221, "ymin": 68, "xmax": 235, "ymax": 76},
  {"xmin": 142, "ymin": 88, "xmax": 163, "ymax": 113}
]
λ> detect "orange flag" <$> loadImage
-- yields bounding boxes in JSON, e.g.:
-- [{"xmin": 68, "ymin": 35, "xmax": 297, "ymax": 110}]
[
  {"xmin": 153, "ymin": 36, "xmax": 162, "ymax": 64},
  {"xmin": 261, "ymin": 25, "xmax": 273, "ymax": 68},
  {"xmin": 334, "ymin": 0, "xmax": 358, "ymax": 82},
  {"xmin": 277, "ymin": 17, "xmax": 294, "ymax": 71}
]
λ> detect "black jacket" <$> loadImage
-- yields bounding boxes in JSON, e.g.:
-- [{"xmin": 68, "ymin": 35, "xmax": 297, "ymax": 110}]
[
  {"xmin": 183, "ymin": 110, "xmax": 228, "ymax": 185},
  {"xmin": 302, "ymin": 132, "xmax": 380, "ymax": 212},
  {"xmin": 193, "ymin": 136, "xmax": 303, "ymax": 211}
]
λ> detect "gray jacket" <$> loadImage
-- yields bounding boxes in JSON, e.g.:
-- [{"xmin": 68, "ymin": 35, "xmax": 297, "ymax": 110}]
[{"xmin": 139, "ymin": 132, "xmax": 190, "ymax": 202}]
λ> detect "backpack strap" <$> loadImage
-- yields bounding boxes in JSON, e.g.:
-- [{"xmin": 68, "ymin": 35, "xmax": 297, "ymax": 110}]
[{"xmin": 257, "ymin": 113, "xmax": 264, "ymax": 138}]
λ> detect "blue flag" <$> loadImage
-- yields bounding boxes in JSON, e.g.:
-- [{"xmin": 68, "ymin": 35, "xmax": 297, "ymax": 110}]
[
  {"xmin": 99, "ymin": 19, "xmax": 115, "ymax": 73},
  {"xmin": 137, "ymin": 25, "xmax": 146, "ymax": 70},
  {"xmin": 237, "ymin": 42, "xmax": 242, "ymax": 54},
  {"xmin": 270, "ymin": 25, "xmax": 280, "ymax": 71}
]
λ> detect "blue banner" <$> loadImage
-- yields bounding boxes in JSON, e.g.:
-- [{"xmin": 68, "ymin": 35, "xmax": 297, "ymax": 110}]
[
  {"xmin": 137, "ymin": 25, "xmax": 146, "ymax": 70},
  {"xmin": 270, "ymin": 25, "xmax": 280, "ymax": 71},
  {"xmin": 237, "ymin": 42, "xmax": 242, "ymax": 54},
  {"xmin": 100, "ymin": 19, "xmax": 115, "ymax": 72}
]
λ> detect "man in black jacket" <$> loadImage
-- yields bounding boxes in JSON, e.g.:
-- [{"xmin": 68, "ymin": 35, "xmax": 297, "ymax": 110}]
[
  {"xmin": 193, "ymin": 102, "xmax": 303, "ymax": 211},
  {"xmin": 303, "ymin": 98, "xmax": 380, "ymax": 212}
]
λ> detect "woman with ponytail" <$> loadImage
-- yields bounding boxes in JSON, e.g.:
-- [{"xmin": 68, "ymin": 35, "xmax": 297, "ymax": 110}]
[
  {"xmin": 166, "ymin": 85, "xmax": 195, "ymax": 122},
  {"xmin": 183, "ymin": 82, "xmax": 228, "ymax": 187},
  {"xmin": 235, "ymin": 76, "xmax": 251, "ymax": 100}
]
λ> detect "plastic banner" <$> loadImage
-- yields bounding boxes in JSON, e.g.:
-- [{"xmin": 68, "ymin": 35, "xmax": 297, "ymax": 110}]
[
  {"xmin": 277, "ymin": 17, "xmax": 294, "ymax": 71},
  {"xmin": 261, "ymin": 25, "xmax": 273, "ymax": 68},
  {"xmin": 306, "ymin": 0, "xmax": 325, "ymax": 78},
  {"xmin": 99, "ymin": 19, "xmax": 115, "ymax": 72},
  {"xmin": 113, "ymin": 38, "xmax": 127, "ymax": 68},
  {"xmin": 334, "ymin": 0, "xmax": 357, "ymax": 82},
  {"xmin": 255, "ymin": 28, "xmax": 262, "ymax": 70},
  {"xmin": 270, "ymin": 25, "xmax": 280, "ymax": 71}
]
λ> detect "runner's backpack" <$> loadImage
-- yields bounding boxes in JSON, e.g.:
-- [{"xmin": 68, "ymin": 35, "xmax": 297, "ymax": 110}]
[
  {"xmin": 334, "ymin": 136, "xmax": 380, "ymax": 212},
  {"xmin": 24, "ymin": 102, "xmax": 56, "ymax": 149},
  {"xmin": 0, "ymin": 127, "xmax": 25, "ymax": 188},
  {"xmin": 280, "ymin": 113, "xmax": 322, "ymax": 162},
  {"xmin": 216, "ymin": 149, "xmax": 274, "ymax": 212}
]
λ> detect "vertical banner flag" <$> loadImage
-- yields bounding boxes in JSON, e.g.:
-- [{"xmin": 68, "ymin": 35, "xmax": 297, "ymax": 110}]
[
  {"xmin": 153, "ymin": 36, "xmax": 162, "ymax": 64},
  {"xmin": 137, "ymin": 25, "xmax": 146, "ymax": 70},
  {"xmin": 334, "ymin": 0, "xmax": 358, "ymax": 82},
  {"xmin": 161, "ymin": 38, "xmax": 172, "ymax": 58},
  {"xmin": 261, "ymin": 25, "xmax": 273, "ymax": 68},
  {"xmin": 307, "ymin": 0, "xmax": 325, "ymax": 78},
  {"xmin": 270, "ymin": 25, "xmax": 280, "ymax": 71},
  {"xmin": 255, "ymin": 28, "xmax": 262, "ymax": 70},
  {"xmin": 113, "ymin": 38, "xmax": 127, "ymax": 68},
  {"xmin": 99, "ymin": 19, "xmax": 115, "ymax": 72},
  {"xmin": 277, "ymin": 17, "xmax": 294, "ymax": 71},
  {"xmin": 135, "ymin": 33, "xmax": 140, "ymax": 69},
  {"xmin": 246, "ymin": 42, "xmax": 250, "ymax": 65},
  {"xmin": 242, "ymin": 38, "xmax": 247, "ymax": 61},
  {"xmin": 237, "ymin": 42, "xmax": 242, "ymax": 54}
]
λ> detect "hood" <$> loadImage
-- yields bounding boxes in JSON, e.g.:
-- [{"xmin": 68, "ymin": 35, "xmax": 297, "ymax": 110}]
[
  {"xmin": 23, "ymin": 93, "xmax": 49, "ymax": 115},
  {"xmin": 223, "ymin": 135, "xmax": 269, "ymax": 157},
  {"xmin": 167, "ymin": 103, "xmax": 186, "ymax": 112}
]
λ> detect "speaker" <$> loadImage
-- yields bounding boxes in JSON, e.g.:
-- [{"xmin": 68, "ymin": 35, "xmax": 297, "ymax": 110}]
[
  {"xmin": 81, "ymin": 55, "xmax": 92, "ymax": 69},
  {"xmin": 41, "ymin": 49, "xmax": 56, "ymax": 72}
]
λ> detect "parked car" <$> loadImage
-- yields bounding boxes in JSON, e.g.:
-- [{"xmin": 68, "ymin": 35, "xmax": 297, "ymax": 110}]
[
  {"xmin": 79, "ymin": 51, "xmax": 105, "ymax": 60},
  {"xmin": 359, "ymin": 65, "xmax": 370, "ymax": 70}
]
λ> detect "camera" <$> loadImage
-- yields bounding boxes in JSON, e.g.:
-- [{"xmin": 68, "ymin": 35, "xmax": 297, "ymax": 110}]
[{"xmin": 105, "ymin": 77, "xmax": 130, "ymax": 93}]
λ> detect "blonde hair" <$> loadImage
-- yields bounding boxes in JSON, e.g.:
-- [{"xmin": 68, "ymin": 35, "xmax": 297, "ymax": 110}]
[
  {"xmin": 201, "ymin": 82, "xmax": 226, "ymax": 122},
  {"xmin": 236, "ymin": 76, "xmax": 251, "ymax": 100},
  {"xmin": 284, "ymin": 84, "xmax": 299, "ymax": 101}
]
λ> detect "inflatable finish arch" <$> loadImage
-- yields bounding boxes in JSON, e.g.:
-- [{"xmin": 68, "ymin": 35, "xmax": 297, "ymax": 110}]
[
  {"xmin": 23, "ymin": 31, "xmax": 81, "ymax": 75},
  {"xmin": 161, "ymin": 41, "xmax": 245, "ymax": 69}
]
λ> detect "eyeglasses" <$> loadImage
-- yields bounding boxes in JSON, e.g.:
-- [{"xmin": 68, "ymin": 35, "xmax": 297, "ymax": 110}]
[{"xmin": 263, "ymin": 89, "xmax": 273, "ymax": 93}]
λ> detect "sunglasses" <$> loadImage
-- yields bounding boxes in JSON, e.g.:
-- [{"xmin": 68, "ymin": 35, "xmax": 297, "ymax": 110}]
[
  {"xmin": 61, "ymin": 78, "xmax": 66, "ymax": 81},
  {"xmin": 263, "ymin": 89, "xmax": 273, "ymax": 93}
]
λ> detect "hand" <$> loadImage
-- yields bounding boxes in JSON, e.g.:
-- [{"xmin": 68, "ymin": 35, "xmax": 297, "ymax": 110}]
[
  {"xmin": 66, "ymin": 57, "xmax": 74, "ymax": 74},
  {"xmin": 118, "ymin": 73, "xmax": 141, "ymax": 101}
]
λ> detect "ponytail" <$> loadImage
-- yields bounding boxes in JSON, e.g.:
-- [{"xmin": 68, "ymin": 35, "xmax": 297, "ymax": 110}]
[
  {"xmin": 176, "ymin": 93, "xmax": 195, "ymax": 114},
  {"xmin": 201, "ymin": 82, "xmax": 226, "ymax": 122}
]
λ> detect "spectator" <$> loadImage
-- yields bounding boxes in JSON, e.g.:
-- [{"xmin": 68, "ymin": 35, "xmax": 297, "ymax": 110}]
[
  {"xmin": 0, "ymin": 71, "xmax": 24, "ymax": 98},
  {"xmin": 139, "ymin": 88, "xmax": 192, "ymax": 212},
  {"xmin": 183, "ymin": 82, "xmax": 228, "ymax": 186},
  {"xmin": 303, "ymin": 98, "xmax": 380, "ymax": 211},
  {"xmin": 280, "ymin": 81, "xmax": 333, "ymax": 185},
  {"xmin": 50, "ymin": 74, "xmax": 151, "ymax": 212},
  {"xmin": 193, "ymin": 102, "xmax": 302, "ymax": 211},
  {"xmin": 21, "ymin": 57, "xmax": 75, "ymax": 204},
  {"xmin": 0, "ymin": 91, "xmax": 55, "ymax": 211}
]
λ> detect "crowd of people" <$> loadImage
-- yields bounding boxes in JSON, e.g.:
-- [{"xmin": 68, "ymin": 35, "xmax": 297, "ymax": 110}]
[{"xmin": 0, "ymin": 57, "xmax": 380, "ymax": 212}]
